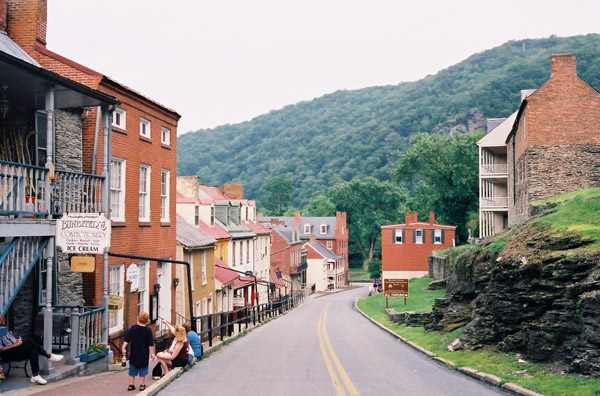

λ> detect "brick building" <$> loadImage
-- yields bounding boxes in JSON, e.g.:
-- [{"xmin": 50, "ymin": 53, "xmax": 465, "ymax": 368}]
[
  {"xmin": 6, "ymin": 0, "xmax": 181, "ymax": 344},
  {"xmin": 507, "ymin": 54, "xmax": 600, "ymax": 224},
  {"xmin": 381, "ymin": 212, "xmax": 456, "ymax": 280}
]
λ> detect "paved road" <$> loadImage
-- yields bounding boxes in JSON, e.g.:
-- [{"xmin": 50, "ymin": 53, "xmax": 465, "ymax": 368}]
[{"xmin": 158, "ymin": 284, "xmax": 509, "ymax": 396}]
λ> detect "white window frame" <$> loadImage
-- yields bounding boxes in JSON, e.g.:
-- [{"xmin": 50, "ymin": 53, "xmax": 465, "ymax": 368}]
[
  {"xmin": 112, "ymin": 107, "xmax": 126, "ymax": 130},
  {"xmin": 161, "ymin": 126, "xmax": 171, "ymax": 145},
  {"xmin": 434, "ymin": 229, "xmax": 442, "ymax": 244},
  {"xmin": 415, "ymin": 229, "xmax": 424, "ymax": 244},
  {"xmin": 161, "ymin": 169, "xmax": 170, "ymax": 222},
  {"xmin": 140, "ymin": 117, "xmax": 151, "ymax": 139},
  {"xmin": 138, "ymin": 261, "xmax": 149, "ymax": 314},
  {"xmin": 320, "ymin": 224, "xmax": 327, "ymax": 234},
  {"xmin": 327, "ymin": 241, "xmax": 333, "ymax": 249},
  {"xmin": 110, "ymin": 158, "xmax": 126, "ymax": 221},
  {"xmin": 188, "ymin": 250, "xmax": 194, "ymax": 291},
  {"xmin": 304, "ymin": 224, "xmax": 311, "ymax": 234},
  {"xmin": 139, "ymin": 164, "xmax": 151, "ymax": 221},
  {"xmin": 202, "ymin": 250, "xmax": 207, "ymax": 286},
  {"xmin": 395, "ymin": 229, "xmax": 403, "ymax": 244},
  {"xmin": 109, "ymin": 264, "xmax": 124, "ymax": 334}
]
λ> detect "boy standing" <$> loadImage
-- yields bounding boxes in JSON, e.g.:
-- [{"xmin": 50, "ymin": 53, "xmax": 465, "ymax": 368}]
[{"xmin": 122, "ymin": 312, "xmax": 155, "ymax": 391}]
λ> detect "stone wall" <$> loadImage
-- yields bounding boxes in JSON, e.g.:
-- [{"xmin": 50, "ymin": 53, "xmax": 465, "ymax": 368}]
[
  {"xmin": 428, "ymin": 256, "xmax": 446, "ymax": 280},
  {"xmin": 54, "ymin": 109, "xmax": 83, "ymax": 172}
]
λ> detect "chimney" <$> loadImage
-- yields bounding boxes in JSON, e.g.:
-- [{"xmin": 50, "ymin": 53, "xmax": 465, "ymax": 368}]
[
  {"xmin": 294, "ymin": 211, "xmax": 301, "ymax": 228},
  {"xmin": 7, "ymin": 0, "xmax": 48, "ymax": 56},
  {"xmin": 176, "ymin": 176, "xmax": 200, "ymax": 198},
  {"xmin": 309, "ymin": 235, "xmax": 317, "ymax": 242},
  {"xmin": 0, "ymin": 0, "xmax": 7, "ymax": 32},
  {"xmin": 223, "ymin": 183, "xmax": 243, "ymax": 199},
  {"xmin": 429, "ymin": 211, "xmax": 435, "ymax": 225},
  {"xmin": 551, "ymin": 54, "xmax": 576, "ymax": 77}
]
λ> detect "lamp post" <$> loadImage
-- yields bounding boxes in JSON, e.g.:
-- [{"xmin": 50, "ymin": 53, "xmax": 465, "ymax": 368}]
[{"xmin": 215, "ymin": 264, "xmax": 260, "ymax": 308}]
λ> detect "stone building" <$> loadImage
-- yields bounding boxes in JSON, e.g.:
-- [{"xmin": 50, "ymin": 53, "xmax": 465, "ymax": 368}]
[{"xmin": 506, "ymin": 54, "xmax": 600, "ymax": 225}]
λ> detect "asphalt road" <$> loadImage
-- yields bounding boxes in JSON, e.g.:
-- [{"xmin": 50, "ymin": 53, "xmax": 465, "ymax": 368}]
[{"xmin": 158, "ymin": 284, "xmax": 509, "ymax": 396}]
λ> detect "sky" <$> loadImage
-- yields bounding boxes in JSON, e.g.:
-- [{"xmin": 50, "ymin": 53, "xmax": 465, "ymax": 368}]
[{"xmin": 47, "ymin": 0, "xmax": 600, "ymax": 134}]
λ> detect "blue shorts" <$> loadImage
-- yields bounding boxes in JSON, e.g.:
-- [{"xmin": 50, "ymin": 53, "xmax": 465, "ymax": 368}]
[{"xmin": 128, "ymin": 364, "xmax": 149, "ymax": 377}]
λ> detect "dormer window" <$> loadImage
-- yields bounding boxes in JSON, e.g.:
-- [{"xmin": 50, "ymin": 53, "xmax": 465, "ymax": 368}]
[
  {"xmin": 320, "ymin": 224, "xmax": 327, "ymax": 234},
  {"xmin": 304, "ymin": 224, "xmax": 311, "ymax": 234}
]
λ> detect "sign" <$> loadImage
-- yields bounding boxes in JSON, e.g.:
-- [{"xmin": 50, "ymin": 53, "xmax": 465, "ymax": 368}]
[
  {"xmin": 108, "ymin": 294, "xmax": 123, "ymax": 312},
  {"xmin": 56, "ymin": 213, "xmax": 111, "ymax": 253},
  {"xmin": 70, "ymin": 256, "xmax": 95, "ymax": 273},
  {"xmin": 127, "ymin": 264, "xmax": 139, "ymax": 292},
  {"xmin": 233, "ymin": 297, "xmax": 245, "ymax": 306},
  {"xmin": 384, "ymin": 278, "xmax": 409, "ymax": 298}
]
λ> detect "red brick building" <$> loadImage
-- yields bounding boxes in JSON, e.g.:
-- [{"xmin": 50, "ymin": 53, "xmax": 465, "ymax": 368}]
[
  {"xmin": 506, "ymin": 54, "xmax": 600, "ymax": 225},
  {"xmin": 7, "ymin": 0, "xmax": 180, "ymax": 341},
  {"xmin": 381, "ymin": 212, "xmax": 456, "ymax": 280}
]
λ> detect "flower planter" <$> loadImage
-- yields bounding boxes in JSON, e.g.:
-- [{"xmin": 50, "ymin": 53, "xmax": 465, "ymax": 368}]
[{"xmin": 80, "ymin": 348, "xmax": 108, "ymax": 362}]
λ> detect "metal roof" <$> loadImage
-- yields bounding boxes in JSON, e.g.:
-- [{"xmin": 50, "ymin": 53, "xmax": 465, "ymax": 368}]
[
  {"xmin": 305, "ymin": 241, "xmax": 342, "ymax": 260},
  {"xmin": 257, "ymin": 216, "xmax": 337, "ymax": 240},
  {"xmin": 176, "ymin": 216, "xmax": 217, "ymax": 248}
]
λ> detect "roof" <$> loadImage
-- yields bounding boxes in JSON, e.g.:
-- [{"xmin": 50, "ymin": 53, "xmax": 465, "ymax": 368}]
[
  {"xmin": 381, "ymin": 222, "xmax": 456, "ymax": 230},
  {"xmin": 0, "ymin": 31, "xmax": 39, "ymax": 66},
  {"xmin": 176, "ymin": 193, "xmax": 196, "ymax": 204},
  {"xmin": 198, "ymin": 185, "xmax": 229, "ymax": 201},
  {"xmin": 304, "ymin": 241, "xmax": 343, "ymax": 260},
  {"xmin": 214, "ymin": 258, "xmax": 238, "ymax": 286},
  {"xmin": 233, "ymin": 276, "xmax": 255, "ymax": 289},
  {"xmin": 257, "ymin": 216, "xmax": 337, "ymax": 240},
  {"xmin": 477, "ymin": 111, "xmax": 518, "ymax": 147},
  {"xmin": 176, "ymin": 216, "xmax": 216, "ymax": 248},
  {"xmin": 196, "ymin": 219, "xmax": 231, "ymax": 240},
  {"xmin": 245, "ymin": 220, "xmax": 271, "ymax": 235}
]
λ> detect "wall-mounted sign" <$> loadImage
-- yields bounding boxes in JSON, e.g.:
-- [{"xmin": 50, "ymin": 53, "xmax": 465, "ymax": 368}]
[
  {"xmin": 70, "ymin": 256, "xmax": 95, "ymax": 273},
  {"xmin": 127, "ymin": 264, "xmax": 139, "ymax": 292},
  {"xmin": 56, "ymin": 213, "xmax": 111, "ymax": 254},
  {"xmin": 108, "ymin": 294, "xmax": 123, "ymax": 312}
]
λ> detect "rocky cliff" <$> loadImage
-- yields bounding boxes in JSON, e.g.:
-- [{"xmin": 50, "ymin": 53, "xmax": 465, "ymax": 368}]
[{"xmin": 427, "ymin": 195, "xmax": 600, "ymax": 377}]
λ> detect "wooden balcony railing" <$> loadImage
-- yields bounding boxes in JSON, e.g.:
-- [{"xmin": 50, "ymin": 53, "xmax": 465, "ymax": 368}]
[
  {"xmin": 480, "ymin": 197, "xmax": 509, "ymax": 208},
  {"xmin": 480, "ymin": 163, "xmax": 508, "ymax": 175}
]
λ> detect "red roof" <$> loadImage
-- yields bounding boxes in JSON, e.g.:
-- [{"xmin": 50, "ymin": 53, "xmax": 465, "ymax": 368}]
[
  {"xmin": 200, "ymin": 185, "xmax": 229, "ymax": 200},
  {"xmin": 176, "ymin": 193, "xmax": 196, "ymax": 203},
  {"xmin": 245, "ymin": 220, "xmax": 271, "ymax": 235},
  {"xmin": 214, "ymin": 258, "xmax": 238, "ymax": 285},
  {"xmin": 197, "ymin": 219, "xmax": 231, "ymax": 240}
]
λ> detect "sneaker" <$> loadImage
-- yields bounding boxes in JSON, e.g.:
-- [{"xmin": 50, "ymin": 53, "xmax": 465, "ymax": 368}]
[
  {"xmin": 31, "ymin": 375, "xmax": 48, "ymax": 385},
  {"xmin": 49, "ymin": 354, "xmax": 64, "ymax": 362}
]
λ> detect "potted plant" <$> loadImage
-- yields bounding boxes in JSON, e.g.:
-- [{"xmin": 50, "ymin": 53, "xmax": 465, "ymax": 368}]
[{"xmin": 80, "ymin": 342, "xmax": 108, "ymax": 362}]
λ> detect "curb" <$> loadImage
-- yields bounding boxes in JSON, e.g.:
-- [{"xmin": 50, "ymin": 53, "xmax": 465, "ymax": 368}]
[
  {"xmin": 354, "ymin": 296, "xmax": 545, "ymax": 396},
  {"xmin": 142, "ymin": 367, "xmax": 182, "ymax": 395}
]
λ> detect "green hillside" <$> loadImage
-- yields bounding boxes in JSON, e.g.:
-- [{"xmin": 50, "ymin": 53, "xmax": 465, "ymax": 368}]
[{"xmin": 177, "ymin": 34, "xmax": 600, "ymax": 208}]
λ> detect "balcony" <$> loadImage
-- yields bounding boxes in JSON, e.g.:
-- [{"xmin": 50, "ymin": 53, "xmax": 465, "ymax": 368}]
[
  {"xmin": 0, "ymin": 161, "xmax": 104, "ymax": 218},
  {"xmin": 480, "ymin": 163, "xmax": 508, "ymax": 175},
  {"xmin": 480, "ymin": 197, "xmax": 509, "ymax": 208}
]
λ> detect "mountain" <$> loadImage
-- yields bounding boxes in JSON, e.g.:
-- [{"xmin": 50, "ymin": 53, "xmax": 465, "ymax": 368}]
[{"xmin": 177, "ymin": 34, "xmax": 600, "ymax": 209}]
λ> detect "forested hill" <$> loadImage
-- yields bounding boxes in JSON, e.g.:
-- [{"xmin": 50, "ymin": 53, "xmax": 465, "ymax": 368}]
[{"xmin": 178, "ymin": 34, "xmax": 600, "ymax": 209}]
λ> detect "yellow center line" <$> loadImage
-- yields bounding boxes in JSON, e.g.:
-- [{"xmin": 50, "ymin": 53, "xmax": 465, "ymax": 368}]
[
  {"xmin": 318, "ymin": 306, "xmax": 346, "ymax": 396},
  {"xmin": 318, "ymin": 303, "xmax": 360, "ymax": 396}
]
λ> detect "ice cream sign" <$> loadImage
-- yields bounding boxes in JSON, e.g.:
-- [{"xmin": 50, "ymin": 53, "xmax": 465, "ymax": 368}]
[{"xmin": 56, "ymin": 213, "xmax": 111, "ymax": 253}]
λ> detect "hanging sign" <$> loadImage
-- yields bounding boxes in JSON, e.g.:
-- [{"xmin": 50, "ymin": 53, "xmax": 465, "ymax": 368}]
[
  {"xmin": 56, "ymin": 213, "xmax": 111, "ymax": 253},
  {"xmin": 108, "ymin": 295, "xmax": 123, "ymax": 312},
  {"xmin": 70, "ymin": 256, "xmax": 95, "ymax": 273},
  {"xmin": 127, "ymin": 264, "xmax": 140, "ymax": 292}
]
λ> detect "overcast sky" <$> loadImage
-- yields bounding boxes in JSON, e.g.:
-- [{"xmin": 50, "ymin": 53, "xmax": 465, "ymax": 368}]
[{"xmin": 47, "ymin": 0, "xmax": 600, "ymax": 134}]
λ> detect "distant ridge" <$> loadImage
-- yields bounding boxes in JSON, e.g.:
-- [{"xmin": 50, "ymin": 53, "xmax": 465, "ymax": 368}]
[{"xmin": 177, "ymin": 34, "xmax": 600, "ymax": 209}]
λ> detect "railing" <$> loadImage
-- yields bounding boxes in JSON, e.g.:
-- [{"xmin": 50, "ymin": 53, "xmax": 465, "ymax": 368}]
[
  {"xmin": 191, "ymin": 293, "xmax": 304, "ymax": 348},
  {"xmin": 0, "ymin": 161, "xmax": 105, "ymax": 218},
  {"xmin": 68, "ymin": 306, "xmax": 105, "ymax": 361},
  {"xmin": 480, "ymin": 197, "xmax": 509, "ymax": 208},
  {"xmin": 480, "ymin": 163, "xmax": 508, "ymax": 175}
]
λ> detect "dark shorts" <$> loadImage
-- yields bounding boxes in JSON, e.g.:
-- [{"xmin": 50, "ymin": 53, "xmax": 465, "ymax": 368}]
[
  {"xmin": 171, "ymin": 357, "xmax": 188, "ymax": 368},
  {"xmin": 128, "ymin": 364, "xmax": 149, "ymax": 377}
]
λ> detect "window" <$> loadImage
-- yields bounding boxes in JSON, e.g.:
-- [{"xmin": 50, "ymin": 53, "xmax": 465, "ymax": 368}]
[
  {"xmin": 202, "ymin": 298, "xmax": 208, "ymax": 315},
  {"xmin": 415, "ymin": 229, "xmax": 424, "ymax": 244},
  {"xmin": 109, "ymin": 264, "xmax": 124, "ymax": 333},
  {"xmin": 320, "ymin": 224, "xmax": 327, "ymax": 234},
  {"xmin": 304, "ymin": 224, "xmax": 311, "ymax": 234},
  {"xmin": 110, "ymin": 158, "xmax": 125, "ymax": 221},
  {"xmin": 434, "ymin": 229, "xmax": 443, "ymax": 244},
  {"xmin": 139, "ymin": 164, "xmax": 151, "ymax": 221},
  {"xmin": 161, "ymin": 126, "xmax": 170, "ymax": 145},
  {"xmin": 113, "ymin": 107, "xmax": 126, "ymax": 129},
  {"xmin": 202, "ymin": 250, "xmax": 207, "ymax": 285},
  {"xmin": 231, "ymin": 241, "xmax": 236, "ymax": 266},
  {"xmin": 138, "ymin": 261, "xmax": 149, "ymax": 314},
  {"xmin": 194, "ymin": 204, "xmax": 199, "ymax": 226},
  {"xmin": 210, "ymin": 206, "xmax": 215, "ymax": 226},
  {"xmin": 327, "ymin": 241, "xmax": 333, "ymax": 249},
  {"xmin": 140, "ymin": 117, "xmax": 151, "ymax": 139},
  {"xmin": 394, "ymin": 229, "xmax": 404, "ymax": 244},
  {"xmin": 161, "ymin": 169, "xmax": 170, "ymax": 222}
]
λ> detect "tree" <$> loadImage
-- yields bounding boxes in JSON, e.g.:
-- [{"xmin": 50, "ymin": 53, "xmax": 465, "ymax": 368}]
[
  {"xmin": 368, "ymin": 258, "xmax": 381, "ymax": 280},
  {"xmin": 262, "ymin": 175, "xmax": 293, "ymax": 216},
  {"xmin": 392, "ymin": 132, "xmax": 483, "ymax": 242},
  {"xmin": 329, "ymin": 177, "xmax": 406, "ymax": 270},
  {"xmin": 304, "ymin": 193, "xmax": 335, "ymax": 216}
]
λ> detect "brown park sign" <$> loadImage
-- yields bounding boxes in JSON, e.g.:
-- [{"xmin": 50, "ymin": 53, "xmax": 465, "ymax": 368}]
[
  {"xmin": 384, "ymin": 278, "xmax": 409, "ymax": 298},
  {"xmin": 70, "ymin": 256, "xmax": 95, "ymax": 273}
]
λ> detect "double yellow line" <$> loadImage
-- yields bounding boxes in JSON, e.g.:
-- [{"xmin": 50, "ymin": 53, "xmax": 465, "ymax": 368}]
[{"xmin": 317, "ymin": 303, "xmax": 360, "ymax": 396}]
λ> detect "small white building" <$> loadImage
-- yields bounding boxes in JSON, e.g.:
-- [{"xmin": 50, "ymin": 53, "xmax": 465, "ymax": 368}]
[{"xmin": 304, "ymin": 237, "xmax": 344, "ymax": 292}]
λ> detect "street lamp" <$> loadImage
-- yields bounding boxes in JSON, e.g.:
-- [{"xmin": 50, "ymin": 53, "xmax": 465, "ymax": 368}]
[{"xmin": 215, "ymin": 264, "xmax": 260, "ymax": 308}]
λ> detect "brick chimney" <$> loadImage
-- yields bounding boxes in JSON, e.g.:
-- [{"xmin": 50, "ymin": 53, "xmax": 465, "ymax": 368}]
[
  {"xmin": 222, "ymin": 183, "xmax": 243, "ymax": 199},
  {"xmin": 176, "ymin": 176, "xmax": 200, "ymax": 198},
  {"xmin": 429, "ymin": 211, "xmax": 435, "ymax": 225},
  {"xmin": 405, "ymin": 212, "xmax": 418, "ymax": 224},
  {"xmin": 309, "ymin": 235, "xmax": 317, "ymax": 242},
  {"xmin": 551, "ymin": 54, "xmax": 576, "ymax": 77},
  {"xmin": 0, "ymin": 0, "xmax": 7, "ymax": 32},
  {"xmin": 294, "ymin": 211, "xmax": 301, "ymax": 228},
  {"xmin": 7, "ymin": 0, "xmax": 47, "ymax": 56}
]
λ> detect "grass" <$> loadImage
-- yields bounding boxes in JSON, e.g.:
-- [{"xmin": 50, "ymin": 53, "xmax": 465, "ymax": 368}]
[
  {"xmin": 357, "ymin": 278, "xmax": 600, "ymax": 396},
  {"xmin": 348, "ymin": 267, "xmax": 371, "ymax": 281},
  {"xmin": 532, "ymin": 188, "xmax": 600, "ymax": 247}
]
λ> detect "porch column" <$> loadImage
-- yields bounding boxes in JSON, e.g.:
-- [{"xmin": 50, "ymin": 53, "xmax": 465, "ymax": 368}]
[
  {"xmin": 44, "ymin": 86, "xmax": 55, "ymax": 214},
  {"xmin": 101, "ymin": 107, "xmax": 111, "ymax": 346},
  {"xmin": 41, "ymin": 237, "xmax": 56, "ymax": 375}
]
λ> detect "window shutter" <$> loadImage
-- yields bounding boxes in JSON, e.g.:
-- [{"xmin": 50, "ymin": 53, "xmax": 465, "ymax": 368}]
[
  {"xmin": 441, "ymin": 230, "xmax": 445, "ymax": 244},
  {"xmin": 393, "ymin": 230, "xmax": 396, "ymax": 243},
  {"xmin": 423, "ymin": 230, "xmax": 426, "ymax": 243},
  {"xmin": 413, "ymin": 230, "xmax": 416, "ymax": 243},
  {"xmin": 431, "ymin": 230, "xmax": 435, "ymax": 242},
  {"xmin": 402, "ymin": 230, "xmax": 405, "ymax": 243}
]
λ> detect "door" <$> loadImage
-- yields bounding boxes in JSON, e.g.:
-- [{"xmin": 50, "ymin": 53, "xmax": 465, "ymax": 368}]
[{"xmin": 156, "ymin": 261, "xmax": 172, "ymax": 334}]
